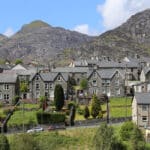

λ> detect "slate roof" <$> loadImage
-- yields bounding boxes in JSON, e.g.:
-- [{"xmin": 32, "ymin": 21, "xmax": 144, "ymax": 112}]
[
  {"xmin": 52, "ymin": 67, "xmax": 89, "ymax": 73},
  {"xmin": 97, "ymin": 69, "xmax": 117, "ymax": 79},
  {"xmin": 0, "ymin": 73, "xmax": 17, "ymax": 83},
  {"xmin": 134, "ymin": 92, "xmax": 150, "ymax": 104},
  {"xmin": 142, "ymin": 67, "xmax": 150, "ymax": 75},
  {"xmin": 40, "ymin": 72, "xmax": 58, "ymax": 81}
]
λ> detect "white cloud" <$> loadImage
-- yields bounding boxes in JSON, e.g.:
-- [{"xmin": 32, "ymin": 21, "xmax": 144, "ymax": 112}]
[
  {"xmin": 73, "ymin": 24, "xmax": 100, "ymax": 36},
  {"xmin": 3, "ymin": 27, "xmax": 15, "ymax": 37},
  {"xmin": 97, "ymin": 0, "xmax": 150, "ymax": 30}
]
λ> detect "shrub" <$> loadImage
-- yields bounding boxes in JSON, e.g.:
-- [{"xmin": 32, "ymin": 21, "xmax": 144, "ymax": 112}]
[
  {"xmin": 12, "ymin": 95, "xmax": 20, "ymax": 105},
  {"xmin": 3, "ymin": 108, "xmax": 13, "ymax": 115},
  {"xmin": 83, "ymin": 106, "xmax": 90, "ymax": 119},
  {"xmin": 0, "ymin": 134, "xmax": 10, "ymax": 150},
  {"xmin": 67, "ymin": 101, "xmax": 76, "ymax": 110},
  {"xmin": 77, "ymin": 106, "xmax": 84, "ymax": 115},
  {"xmin": 120, "ymin": 121, "xmax": 135, "ymax": 141},
  {"xmin": 36, "ymin": 112, "xmax": 66, "ymax": 124}
]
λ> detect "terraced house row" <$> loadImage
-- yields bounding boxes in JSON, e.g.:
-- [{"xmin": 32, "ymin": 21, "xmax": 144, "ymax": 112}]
[{"xmin": 0, "ymin": 55, "xmax": 150, "ymax": 104}]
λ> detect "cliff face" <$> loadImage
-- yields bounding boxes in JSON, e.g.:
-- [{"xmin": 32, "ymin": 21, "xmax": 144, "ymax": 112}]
[
  {"xmin": 75, "ymin": 9, "xmax": 150, "ymax": 60},
  {"xmin": 0, "ymin": 20, "xmax": 93, "ymax": 63},
  {"xmin": 0, "ymin": 9, "xmax": 150, "ymax": 64}
]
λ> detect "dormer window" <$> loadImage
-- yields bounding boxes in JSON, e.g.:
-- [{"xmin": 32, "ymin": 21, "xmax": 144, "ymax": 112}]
[
  {"xmin": 36, "ymin": 75, "xmax": 39, "ymax": 81},
  {"xmin": 4, "ymin": 84, "xmax": 9, "ymax": 90},
  {"xmin": 58, "ymin": 76, "xmax": 61, "ymax": 81},
  {"xmin": 93, "ymin": 72, "xmax": 97, "ymax": 78}
]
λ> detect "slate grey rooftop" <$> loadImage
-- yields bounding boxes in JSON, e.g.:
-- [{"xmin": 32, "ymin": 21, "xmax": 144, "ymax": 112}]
[
  {"xmin": 0, "ymin": 73, "xmax": 17, "ymax": 83},
  {"xmin": 134, "ymin": 92, "xmax": 150, "ymax": 104}
]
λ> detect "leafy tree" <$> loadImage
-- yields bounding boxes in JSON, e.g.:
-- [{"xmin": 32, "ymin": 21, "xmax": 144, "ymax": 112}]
[
  {"xmin": 20, "ymin": 81, "xmax": 28, "ymax": 93},
  {"xmin": 54, "ymin": 84, "xmax": 64, "ymax": 111},
  {"xmin": 80, "ymin": 78, "xmax": 88, "ymax": 90},
  {"xmin": 93, "ymin": 123, "xmax": 126, "ymax": 150},
  {"xmin": 91, "ymin": 94, "xmax": 101, "ymax": 118},
  {"xmin": 84, "ymin": 105, "xmax": 90, "ymax": 119},
  {"xmin": 69, "ymin": 105, "xmax": 76, "ymax": 126},
  {"xmin": 12, "ymin": 95, "xmax": 20, "ymax": 105},
  {"xmin": 0, "ymin": 134, "xmax": 10, "ymax": 150},
  {"xmin": 39, "ymin": 96, "xmax": 48, "ymax": 111},
  {"xmin": 67, "ymin": 76, "xmax": 76, "ymax": 99},
  {"xmin": 120, "ymin": 121, "xmax": 135, "ymax": 141},
  {"xmin": 15, "ymin": 59, "xmax": 23, "ymax": 65},
  {"xmin": 130, "ymin": 125, "xmax": 145, "ymax": 150}
]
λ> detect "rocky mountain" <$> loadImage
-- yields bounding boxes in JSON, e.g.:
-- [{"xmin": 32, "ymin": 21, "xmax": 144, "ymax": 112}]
[
  {"xmin": 0, "ymin": 9, "xmax": 150, "ymax": 64},
  {"xmin": 76, "ymin": 9, "xmax": 150, "ymax": 60},
  {"xmin": 0, "ymin": 20, "xmax": 94, "ymax": 64}
]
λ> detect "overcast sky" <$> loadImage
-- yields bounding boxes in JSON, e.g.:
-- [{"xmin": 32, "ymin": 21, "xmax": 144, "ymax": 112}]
[{"xmin": 1, "ymin": 0, "xmax": 150, "ymax": 37}]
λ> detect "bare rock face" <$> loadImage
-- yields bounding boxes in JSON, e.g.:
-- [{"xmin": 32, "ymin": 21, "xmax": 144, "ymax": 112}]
[
  {"xmin": 0, "ymin": 20, "xmax": 93, "ymax": 63},
  {"xmin": 76, "ymin": 9, "xmax": 150, "ymax": 60},
  {"xmin": 0, "ymin": 9, "xmax": 150, "ymax": 64}
]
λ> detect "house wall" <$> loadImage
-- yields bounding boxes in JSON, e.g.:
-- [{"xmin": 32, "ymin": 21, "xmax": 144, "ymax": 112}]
[
  {"xmin": 132, "ymin": 97, "xmax": 138, "ymax": 125},
  {"xmin": 88, "ymin": 71, "xmax": 102, "ymax": 96},
  {"xmin": 0, "ymin": 83, "xmax": 16, "ymax": 103},
  {"xmin": 137, "ymin": 104, "xmax": 150, "ymax": 127}
]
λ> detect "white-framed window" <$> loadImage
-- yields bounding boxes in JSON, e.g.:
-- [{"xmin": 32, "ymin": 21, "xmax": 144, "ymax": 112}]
[
  {"xmin": 49, "ymin": 83, "xmax": 53, "ymax": 89},
  {"xmin": 116, "ymin": 88, "xmax": 120, "ymax": 95},
  {"xmin": 45, "ymin": 92, "xmax": 48, "ymax": 97},
  {"xmin": 0, "ymin": 93, "xmax": 2, "ymax": 99},
  {"xmin": 36, "ymin": 75, "xmax": 39, "ymax": 81},
  {"xmin": 36, "ymin": 92, "xmax": 40, "ymax": 98},
  {"xmin": 142, "ymin": 105, "xmax": 147, "ymax": 111},
  {"xmin": 4, "ymin": 94, "xmax": 9, "ymax": 100},
  {"xmin": 36, "ymin": 83, "xmax": 40, "ymax": 90},
  {"xmin": 92, "ymin": 89, "xmax": 97, "ymax": 94},
  {"xmin": 58, "ymin": 76, "xmax": 61, "ymax": 81},
  {"xmin": 142, "ymin": 116, "xmax": 148, "ymax": 122},
  {"xmin": 4, "ymin": 84, "xmax": 9, "ymax": 90},
  {"xmin": 93, "ymin": 80, "xmax": 97, "ymax": 86},
  {"xmin": 115, "ymin": 79, "xmax": 119, "ymax": 86},
  {"xmin": 93, "ymin": 72, "xmax": 97, "ymax": 78},
  {"xmin": 45, "ymin": 83, "xmax": 48, "ymax": 89}
]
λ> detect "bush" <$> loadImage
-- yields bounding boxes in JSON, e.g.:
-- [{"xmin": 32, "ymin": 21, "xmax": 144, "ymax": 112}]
[
  {"xmin": 120, "ymin": 121, "xmax": 135, "ymax": 141},
  {"xmin": 36, "ymin": 112, "xmax": 66, "ymax": 124},
  {"xmin": 0, "ymin": 134, "xmax": 10, "ymax": 150},
  {"xmin": 77, "ymin": 106, "xmax": 84, "ymax": 115},
  {"xmin": 3, "ymin": 108, "xmax": 13, "ymax": 115},
  {"xmin": 83, "ymin": 106, "xmax": 90, "ymax": 119},
  {"xmin": 67, "ymin": 101, "xmax": 76, "ymax": 110},
  {"xmin": 12, "ymin": 95, "xmax": 20, "ymax": 105}
]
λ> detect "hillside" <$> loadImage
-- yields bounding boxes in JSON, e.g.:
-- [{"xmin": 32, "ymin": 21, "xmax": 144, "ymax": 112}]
[
  {"xmin": 0, "ymin": 9, "xmax": 150, "ymax": 64},
  {"xmin": 0, "ymin": 20, "xmax": 94, "ymax": 64},
  {"xmin": 76, "ymin": 9, "xmax": 150, "ymax": 60}
]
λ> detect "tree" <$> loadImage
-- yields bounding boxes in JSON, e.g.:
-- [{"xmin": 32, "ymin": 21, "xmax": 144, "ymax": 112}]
[
  {"xmin": 15, "ymin": 59, "xmax": 23, "ymax": 65},
  {"xmin": 0, "ymin": 134, "xmax": 10, "ymax": 150},
  {"xmin": 39, "ymin": 96, "xmax": 48, "ymax": 111},
  {"xmin": 67, "ymin": 75, "xmax": 76, "ymax": 100},
  {"xmin": 130, "ymin": 125, "xmax": 145, "ymax": 150},
  {"xmin": 120, "ymin": 121, "xmax": 135, "ymax": 141},
  {"xmin": 80, "ymin": 78, "xmax": 88, "ymax": 90},
  {"xmin": 54, "ymin": 84, "xmax": 64, "ymax": 111},
  {"xmin": 91, "ymin": 94, "xmax": 101, "ymax": 118},
  {"xmin": 93, "ymin": 123, "xmax": 126, "ymax": 150},
  {"xmin": 69, "ymin": 105, "xmax": 76, "ymax": 126},
  {"xmin": 84, "ymin": 105, "xmax": 90, "ymax": 119}
]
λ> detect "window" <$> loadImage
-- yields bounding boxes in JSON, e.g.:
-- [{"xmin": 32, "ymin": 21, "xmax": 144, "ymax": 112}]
[
  {"xmin": 93, "ymin": 80, "xmax": 97, "ymax": 86},
  {"xmin": 45, "ymin": 83, "xmax": 48, "ymax": 89},
  {"xmin": 0, "ymin": 93, "xmax": 2, "ymax": 99},
  {"xmin": 4, "ymin": 84, "xmax": 9, "ymax": 90},
  {"xmin": 36, "ymin": 75, "xmax": 39, "ymax": 81},
  {"xmin": 102, "ymin": 80, "xmax": 110, "ymax": 86},
  {"xmin": 45, "ymin": 92, "xmax": 48, "ymax": 97},
  {"xmin": 142, "ymin": 116, "xmax": 148, "ymax": 122},
  {"xmin": 116, "ymin": 88, "xmax": 120, "ymax": 95},
  {"xmin": 58, "ymin": 76, "xmax": 61, "ymax": 81},
  {"xmin": 49, "ymin": 83, "xmax": 53, "ymax": 89},
  {"xmin": 115, "ymin": 79, "xmax": 119, "ymax": 86},
  {"xmin": 36, "ymin": 83, "xmax": 40, "ymax": 90},
  {"xmin": 4, "ymin": 94, "xmax": 9, "ymax": 100},
  {"xmin": 142, "ymin": 105, "xmax": 147, "ymax": 111},
  {"xmin": 93, "ymin": 72, "xmax": 97, "ymax": 78}
]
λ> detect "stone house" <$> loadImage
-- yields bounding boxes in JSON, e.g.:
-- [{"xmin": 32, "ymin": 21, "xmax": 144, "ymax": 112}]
[
  {"xmin": 88, "ymin": 69, "xmax": 125, "ymax": 97},
  {"xmin": 29, "ymin": 72, "xmax": 68, "ymax": 101},
  {"xmin": 132, "ymin": 92, "xmax": 150, "ymax": 128},
  {"xmin": 0, "ymin": 73, "xmax": 19, "ymax": 103}
]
